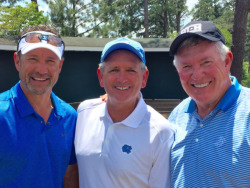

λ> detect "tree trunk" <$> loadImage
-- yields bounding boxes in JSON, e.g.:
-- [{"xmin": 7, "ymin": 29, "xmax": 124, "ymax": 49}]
[
  {"xmin": 176, "ymin": 1, "xmax": 182, "ymax": 32},
  {"xmin": 163, "ymin": 10, "xmax": 168, "ymax": 38},
  {"xmin": 31, "ymin": 0, "xmax": 39, "ymax": 12},
  {"xmin": 176, "ymin": 11, "xmax": 181, "ymax": 32},
  {"xmin": 230, "ymin": 0, "xmax": 249, "ymax": 83},
  {"xmin": 144, "ymin": 0, "xmax": 149, "ymax": 38}
]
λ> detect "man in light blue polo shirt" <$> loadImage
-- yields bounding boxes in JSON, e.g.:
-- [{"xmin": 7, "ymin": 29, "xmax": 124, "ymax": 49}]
[
  {"xmin": 0, "ymin": 25, "xmax": 78, "ymax": 187},
  {"xmin": 169, "ymin": 21, "xmax": 250, "ymax": 187}
]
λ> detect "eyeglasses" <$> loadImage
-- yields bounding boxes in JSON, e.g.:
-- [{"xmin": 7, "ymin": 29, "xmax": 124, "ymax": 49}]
[{"xmin": 17, "ymin": 31, "xmax": 65, "ymax": 52}]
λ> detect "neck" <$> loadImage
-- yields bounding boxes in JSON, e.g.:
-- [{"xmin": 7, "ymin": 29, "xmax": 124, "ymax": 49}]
[
  {"xmin": 20, "ymin": 85, "xmax": 53, "ymax": 124},
  {"xmin": 107, "ymin": 96, "xmax": 140, "ymax": 123},
  {"xmin": 196, "ymin": 104, "xmax": 216, "ymax": 119}
]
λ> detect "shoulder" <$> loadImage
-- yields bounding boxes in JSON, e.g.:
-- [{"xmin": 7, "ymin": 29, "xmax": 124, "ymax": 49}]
[
  {"xmin": 77, "ymin": 98, "xmax": 105, "ymax": 113},
  {"xmin": 52, "ymin": 95, "xmax": 77, "ymax": 117},
  {"xmin": 169, "ymin": 97, "xmax": 190, "ymax": 118},
  {"xmin": 235, "ymin": 86, "xmax": 250, "ymax": 113},
  {"xmin": 0, "ymin": 90, "xmax": 11, "ymax": 101},
  {"xmin": 0, "ymin": 90, "xmax": 12, "ymax": 111},
  {"xmin": 145, "ymin": 105, "xmax": 175, "ymax": 141},
  {"xmin": 240, "ymin": 86, "xmax": 250, "ymax": 101}
]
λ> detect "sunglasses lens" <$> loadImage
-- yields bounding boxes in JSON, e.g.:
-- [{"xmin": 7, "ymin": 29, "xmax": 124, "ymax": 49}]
[
  {"xmin": 48, "ymin": 36, "xmax": 63, "ymax": 47},
  {"xmin": 23, "ymin": 33, "xmax": 63, "ymax": 47},
  {"xmin": 25, "ymin": 33, "xmax": 41, "ymax": 43}
]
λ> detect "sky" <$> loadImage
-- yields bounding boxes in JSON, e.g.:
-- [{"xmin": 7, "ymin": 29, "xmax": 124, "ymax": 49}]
[{"xmin": 185, "ymin": 0, "xmax": 199, "ymax": 24}]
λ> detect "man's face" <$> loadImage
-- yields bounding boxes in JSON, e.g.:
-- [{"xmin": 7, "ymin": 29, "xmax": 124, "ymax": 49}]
[
  {"xmin": 175, "ymin": 41, "xmax": 232, "ymax": 108},
  {"xmin": 97, "ymin": 50, "xmax": 148, "ymax": 107},
  {"xmin": 14, "ymin": 48, "xmax": 63, "ymax": 97}
]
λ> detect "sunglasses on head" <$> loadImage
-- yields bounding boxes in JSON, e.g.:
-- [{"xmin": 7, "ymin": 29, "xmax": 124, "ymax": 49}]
[{"xmin": 17, "ymin": 31, "xmax": 65, "ymax": 52}]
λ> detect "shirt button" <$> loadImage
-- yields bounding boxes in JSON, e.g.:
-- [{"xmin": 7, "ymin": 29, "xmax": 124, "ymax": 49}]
[
  {"xmin": 41, "ymin": 121, "xmax": 43, "ymax": 124},
  {"xmin": 106, "ymin": 139, "xmax": 110, "ymax": 143},
  {"xmin": 47, "ymin": 122, "xmax": 50, "ymax": 125},
  {"xmin": 195, "ymin": 138, "xmax": 199, "ymax": 142},
  {"xmin": 200, "ymin": 123, "xmax": 203, "ymax": 127}
]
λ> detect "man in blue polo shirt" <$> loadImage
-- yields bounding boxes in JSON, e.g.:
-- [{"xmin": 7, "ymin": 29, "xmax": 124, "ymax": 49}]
[
  {"xmin": 169, "ymin": 21, "xmax": 250, "ymax": 187},
  {"xmin": 0, "ymin": 25, "xmax": 78, "ymax": 187}
]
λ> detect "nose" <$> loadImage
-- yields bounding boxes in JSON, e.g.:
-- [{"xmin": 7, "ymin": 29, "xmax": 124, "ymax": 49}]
[
  {"xmin": 36, "ymin": 61, "xmax": 49, "ymax": 75},
  {"xmin": 191, "ymin": 66, "xmax": 203, "ymax": 80},
  {"xmin": 116, "ymin": 71, "xmax": 128, "ymax": 84}
]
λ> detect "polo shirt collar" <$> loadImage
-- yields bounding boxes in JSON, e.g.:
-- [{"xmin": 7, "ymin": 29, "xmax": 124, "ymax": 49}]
[
  {"xmin": 215, "ymin": 76, "xmax": 241, "ymax": 111},
  {"xmin": 103, "ymin": 92, "xmax": 147, "ymax": 128},
  {"xmin": 12, "ymin": 82, "xmax": 34, "ymax": 118},
  {"xmin": 185, "ymin": 76, "xmax": 241, "ymax": 113},
  {"xmin": 50, "ymin": 92, "xmax": 66, "ymax": 118},
  {"xmin": 11, "ymin": 82, "xmax": 65, "ymax": 118}
]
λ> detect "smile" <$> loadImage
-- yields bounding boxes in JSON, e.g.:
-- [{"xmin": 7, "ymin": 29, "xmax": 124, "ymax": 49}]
[
  {"xmin": 193, "ymin": 82, "xmax": 210, "ymax": 88},
  {"xmin": 32, "ymin": 77, "xmax": 48, "ymax": 81},
  {"xmin": 116, "ymin": 86, "xmax": 129, "ymax": 90}
]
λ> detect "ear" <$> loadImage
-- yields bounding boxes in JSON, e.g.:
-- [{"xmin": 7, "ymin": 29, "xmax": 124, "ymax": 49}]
[
  {"xmin": 13, "ymin": 52, "xmax": 21, "ymax": 72},
  {"xmin": 97, "ymin": 68, "xmax": 104, "ymax": 88},
  {"xmin": 141, "ymin": 68, "xmax": 149, "ymax": 89},
  {"xmin": 224, "ymin": 51, "xmax": 233, "ymax": 73}
]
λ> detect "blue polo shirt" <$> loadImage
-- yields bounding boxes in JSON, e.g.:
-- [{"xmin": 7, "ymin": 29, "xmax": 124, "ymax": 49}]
[
  {"xmin": 0, "ymin": 82, "xmax": 77, "ymax": 188},
  {"xmin": 169, "ymin": 76, "xmax": 250, "ymax": 187}
]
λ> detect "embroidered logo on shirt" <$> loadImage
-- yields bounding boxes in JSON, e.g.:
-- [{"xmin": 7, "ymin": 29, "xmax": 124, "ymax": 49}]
[
  {"xmin": 61, "ymin": 133, "xmax": 68, "ymax": 137},
  {"xmin": 122, "ymin": 144, "xmax": 132, "ymax": 154},
  {"xmin": 215, "ymin": 136, "xmax": 226, "ymax": 147}
]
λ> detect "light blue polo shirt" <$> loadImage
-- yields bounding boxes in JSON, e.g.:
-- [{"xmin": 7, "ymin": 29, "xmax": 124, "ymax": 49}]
[
  {"xmin": 0, "ymin": 82, "xmax": 77, "ymax": 188},
  {"xmin": 169, "ymin": 76, "xmax": 250, "ymax": 187}
]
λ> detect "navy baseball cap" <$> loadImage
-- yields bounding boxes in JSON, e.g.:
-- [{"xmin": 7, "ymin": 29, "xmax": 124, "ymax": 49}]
[
  {"xmin": 169, "ymin": 21, "xmax": 225, "ymax": 56},
  {"xmin": 101, "ymin": 37, "xmax": 146, "ymax": 64}
]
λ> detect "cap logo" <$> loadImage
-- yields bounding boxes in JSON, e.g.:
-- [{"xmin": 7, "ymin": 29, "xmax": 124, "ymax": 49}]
[{"xmin": 181, "ymin": 23, "xmax": 202, "ymax": 34}]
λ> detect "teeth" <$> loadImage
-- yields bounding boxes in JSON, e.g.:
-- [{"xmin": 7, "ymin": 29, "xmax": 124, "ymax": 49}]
[
  {"xmin": 194, "ymin": 82, "xmax": 209, "ymax": 88},
  {"xmin": 33, "ymin": 77, "xmax": 46, "ymax": 81},
  {"xmin": 116, "ymin": 86, "xmax": 129, "ymax": 90}
]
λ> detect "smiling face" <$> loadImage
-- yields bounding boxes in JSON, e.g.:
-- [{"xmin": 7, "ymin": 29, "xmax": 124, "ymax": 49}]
[
  {"xmin": 175, "ymin": 40, "xmax": 232, "ymax": 110},
  {"xmin": 14, "ymin": 48, "xmax": 63, "ymax": 98},
  {"xmin": 97, "ymin": 50, "xmax": 148, "ymax": 107}
]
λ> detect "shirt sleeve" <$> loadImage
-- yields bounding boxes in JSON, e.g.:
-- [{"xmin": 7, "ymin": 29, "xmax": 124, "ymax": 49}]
[
  {"xmin": 148, "ymin": 129, "xmax": 174, "ymax": 188},
  {"xmin": 69, "ymin": 143, "xmax": 77, "ymax": 165}
]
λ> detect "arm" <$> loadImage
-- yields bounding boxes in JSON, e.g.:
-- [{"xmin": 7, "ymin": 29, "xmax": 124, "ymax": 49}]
[
  {"xmin": 149, "ymin": 132, "xmax": 174, "ymax": 188},
  {"xmin": 63, "ymin": 163, "xmax": 79, "ymax": 188}
]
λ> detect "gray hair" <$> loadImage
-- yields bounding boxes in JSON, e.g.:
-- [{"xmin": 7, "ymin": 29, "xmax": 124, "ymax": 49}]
[
  {"xmin": 173, "ymin": 37, "xmax": 229, "ymax": 68},
  {"xmin": 99, "ymin": 61, "xmax": 147, "ymax": 72}
]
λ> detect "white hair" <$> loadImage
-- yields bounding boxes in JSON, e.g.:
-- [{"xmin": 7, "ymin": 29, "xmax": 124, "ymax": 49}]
[{"xmin": 173, "ymin": 37, "xmax": 230, "ymax": 68}]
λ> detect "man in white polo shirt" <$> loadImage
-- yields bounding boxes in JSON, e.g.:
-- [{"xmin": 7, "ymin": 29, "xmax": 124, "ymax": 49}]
[{"xmin": 75, "ymin": 37, "xmax": 174, "ymax": 188}]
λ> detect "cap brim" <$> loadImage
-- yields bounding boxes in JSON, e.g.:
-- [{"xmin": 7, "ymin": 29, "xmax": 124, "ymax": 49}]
[
  {"xmin": 101, "ymin": 43, "xmax": 144, "ymax": 63},
  {"xmin": 21, "ymin": 43, "xmax": 62, "ymax": 60},
  {"xmin": 169, "ymin": 33, "xmax": 221, "ymax": 56}
]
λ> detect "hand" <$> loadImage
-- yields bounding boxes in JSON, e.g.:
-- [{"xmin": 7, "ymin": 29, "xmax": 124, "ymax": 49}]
[{"xmin": 100, "ymin": 93, "xmax": 108, "ymax": 102}]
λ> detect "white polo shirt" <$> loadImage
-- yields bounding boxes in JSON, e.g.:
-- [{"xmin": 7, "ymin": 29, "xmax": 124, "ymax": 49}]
[{"xmin": 75, "ymin": 96, "xmax": 174, "ymax": 188}]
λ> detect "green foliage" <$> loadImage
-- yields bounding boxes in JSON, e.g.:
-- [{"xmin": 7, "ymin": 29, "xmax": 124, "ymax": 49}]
[
  {"xmin": 244, "ymin": 14, "xmax": 250, "ymax": 62},
  {"xmin": 88, "ymin": 0, "xmax": 188, "ymax": 38},
  {"xmin": 168, "ymin": 31, "xmax": 178, "ymax": 39},
  {"xmin": 87, "ymin": 0, "xmax": 144, "ymax": 38},
  {"xmin": 192, "ymin": 0, "xmax": 223, "ymax": 21},
  {"xmin": 217, "ymin": 26, "xmax": 232, "ymax": 47},
  {"xmin": 241, "ymin": 62, "xmax": 250, "ymax": 88},
  {"xmin": 0, "ymin": 0, "xmax": 23, "ymax": 6},
  {"xmin": 49, "ymin": 0, "xmax": 99, "ymax": 37},
  {"xmin": 191, "ymin": 0, "xmax": 234, "ymax": 32},
  {"xmin": 0, "ymin": 2, "xmax": 48, "ymax": 36}
]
